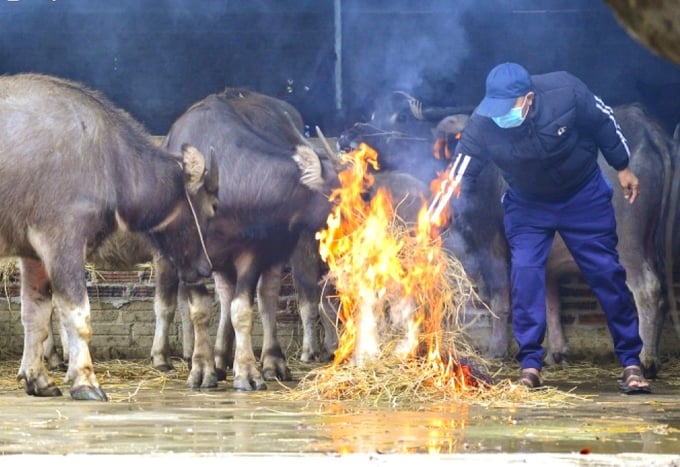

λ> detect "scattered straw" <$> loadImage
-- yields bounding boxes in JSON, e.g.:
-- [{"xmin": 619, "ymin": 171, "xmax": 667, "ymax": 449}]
[
  {"xmin": 279, "ymin": 354, "xmax": 592, "ymax": 409},
  {"xmin": 0, "ymin": 358, "xmax": 189, "ymax": 402}
]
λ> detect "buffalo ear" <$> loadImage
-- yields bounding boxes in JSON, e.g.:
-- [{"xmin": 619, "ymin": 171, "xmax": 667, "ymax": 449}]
[
  {"xmin": 205, "ymin": 146, "xmax": 219, "ymax": 195},
  {"xmin": 292, "ymin": 144, "xmax": 323, "ymax": 191},
  {"xmin": 181, "ymin": 143, "xmax": 207, "ymax": 195}
]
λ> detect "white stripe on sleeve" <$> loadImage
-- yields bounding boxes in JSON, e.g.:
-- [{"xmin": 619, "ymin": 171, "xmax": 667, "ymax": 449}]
[{"xmin": 594, "ymin": 95, "xmax": 630, "ymax": 157}]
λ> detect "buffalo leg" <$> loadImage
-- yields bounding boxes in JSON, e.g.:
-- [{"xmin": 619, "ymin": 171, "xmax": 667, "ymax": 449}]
[
  {"xmin": 42, "ymin": 309, "xmax": 67, "ymax": 371},
  {"xmin": 177, "ymin": 283, "xmax": 194, "ymax": 363},
  {"xmin": 291, "ymin": 230, "xmax": 338, "ymax": 362},
  {"xmin": 319, "ymin": 285, "xmax": 339, "ymax": 360},
  {"xmin": 544, "ymin": 272, "xmax": 570, "ymax": 365},
  {"xmin": 258, "ymin": 262, "xmax": 292, "ymax": 381},
  {"xmin": 291, "ymin": 235, "xmax": 325, "ymax": 362},
  {"xmin": 17, "ymin": 258, "xmax": 62, "ymax": 397},
  {"xmin": 479, "ymin": 253, "xmax": 512, "ymax": 360},
  {"xmin": 35, "ymin": 236, "xmax": 107, "ymax": 401},
  {"xmin": 626, "ymin": 260, "xmax": 662, "ymax": 379},
  {"xmin": 150, "ymin": 256, "xmax": 180, "ymax": 371},
  {"xmin": 185, "ymin": 283, "xmax": 218, "ymax": 389},
  {"xmin": 213, "ymin": 272, "xmax": 235, "ymax": 381},
  {"xmin": 230, "ymin": 262, "xmax": 266, "ymax": 391}
]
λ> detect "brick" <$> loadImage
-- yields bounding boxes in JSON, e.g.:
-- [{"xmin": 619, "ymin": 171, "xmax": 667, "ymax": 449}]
[
  {"xmin": 276, "ymin": 311, "xmax": 301, "ymax": 324},
  {"xmin": 1, "ymin": 264, "xmax": 679, "ymax": 362},
  {"xmin": 130, "ymin": 285, "xmax": 156, "ymax": 298},
  {"xmin": 88, "ymin": 309, "xmax": 122, "ymax": 323},
  {"xmin": 578, "ymin": 313, "xmax": 607, "ymax": 325},
  {"xmin": 88, "ymin": 285, "xmax": 128, "ymax": 299},
  {"xmin": 91, "ymin": 271, "xmax": 133, "ymax": 283},
  {"xmin": 0, "ymin": 285, "xmax": 20, "ymax": 298},
  {"xmin": 559, "ymin": 313, "xmax": 577, "ymax": 325}
]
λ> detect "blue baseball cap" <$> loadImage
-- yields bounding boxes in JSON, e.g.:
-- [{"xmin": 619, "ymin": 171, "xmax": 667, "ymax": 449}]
[{"xmin": 476, "ymin": 62, "xmax": 532, "ymax": 118}]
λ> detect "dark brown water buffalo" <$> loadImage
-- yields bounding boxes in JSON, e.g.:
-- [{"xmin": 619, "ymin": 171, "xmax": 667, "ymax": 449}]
[
  {"xmin": 151, "ymin": 140, "xmax": 431, "ymax": 376},
  {"xmin": 0, "ymin": 73, "xmax": 218, "ymax": 401},
  {"xmin": 341, "ymin": 99, "xmax": 676, "ymax": 377},
  {"xmin": 162, "ymin": 88, "xmax": 339, "ymax": 390}
]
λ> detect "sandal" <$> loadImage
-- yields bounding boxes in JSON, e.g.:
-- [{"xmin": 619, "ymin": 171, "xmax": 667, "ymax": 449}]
[
  {"xmin": 516, "ymin": 368, "xmax": 543, "ymax": 389},
  {"xmin": 619, "ymin": 365, "xmax": 652, "ymax": 394}
]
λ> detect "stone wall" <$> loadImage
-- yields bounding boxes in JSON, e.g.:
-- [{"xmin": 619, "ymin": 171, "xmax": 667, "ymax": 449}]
[{"xmin": 1, "ymin": 265, "xmax": 679, "ymax": 364}]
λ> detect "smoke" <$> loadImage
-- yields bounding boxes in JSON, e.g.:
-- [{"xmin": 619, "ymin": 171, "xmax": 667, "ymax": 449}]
[
  {"xmin": 1, "ymin": 1, "xmax": 679, "ymax": 134},
  {"xmin": 342, "ymin": 0, "xmax": 471, "ymax": 109},
  {"xmin": 341, "ymin": 0, "xmax": 680, "ymax": 128},
  {"xmin": 0, "ymin": 0, "xmax": 334, "ymax": 134}
]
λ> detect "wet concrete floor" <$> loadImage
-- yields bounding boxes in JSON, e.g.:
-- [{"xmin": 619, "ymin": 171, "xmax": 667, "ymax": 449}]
[{"xmin": 0, "ymin": 359, "xmax": 679, "ymax": 466}]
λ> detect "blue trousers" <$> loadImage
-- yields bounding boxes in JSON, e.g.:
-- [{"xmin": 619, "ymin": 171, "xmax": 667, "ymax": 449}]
[{"xmin": 501, "ymin": 169, "xmax": 643, "ymax": 370}]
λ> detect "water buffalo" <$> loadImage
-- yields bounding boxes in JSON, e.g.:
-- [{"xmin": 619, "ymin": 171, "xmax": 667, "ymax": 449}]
[
  {"xmin": 162, "ymin": 88, "xmax": 340, "ymax": 390},
  {"xmin": 154, "ymin": 145, "xmax": 431, "ymax": 373},
  {"xmin": 341, "ymin": 97, "xmax": 676, "ymax": 377},
  {"xmin": 0, "ymin": 73, "xmax": 218, "ymax": 401}
]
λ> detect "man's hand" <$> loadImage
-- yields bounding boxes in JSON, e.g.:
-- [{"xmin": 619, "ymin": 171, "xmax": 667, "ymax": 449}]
[{"xmin": 618, "ymin": 167, "xmax": 639, "ymax": 204}]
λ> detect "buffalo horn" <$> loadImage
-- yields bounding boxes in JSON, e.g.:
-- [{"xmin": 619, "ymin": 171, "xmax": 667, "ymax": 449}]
[{"xmin": 315, "ymin": 125, "xmax": 342, "ymax": 165}]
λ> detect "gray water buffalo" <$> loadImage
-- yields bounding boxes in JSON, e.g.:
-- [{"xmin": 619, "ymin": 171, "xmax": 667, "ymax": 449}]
[
  {"xmin": 0, "ymin": 73, "xmax": 218, "ymax": 401},
  {"xmin": 162, "ymin": 88, "xmax": 339, "ymax": 390}
]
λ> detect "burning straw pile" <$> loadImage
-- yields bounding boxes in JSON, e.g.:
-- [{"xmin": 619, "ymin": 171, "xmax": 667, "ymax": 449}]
[
  {"xmin": 286, "ymin": 143, "xmax": 497, "ymax": 404},
  {"xmin": 284, "ymin": 143, "xmax": 594, "ymax": 407}
]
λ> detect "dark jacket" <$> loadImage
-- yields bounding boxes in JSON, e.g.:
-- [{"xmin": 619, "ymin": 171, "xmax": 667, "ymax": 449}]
[{"xmin": 452, "ymin": 71, "xmax": 630, "ymax": 201}]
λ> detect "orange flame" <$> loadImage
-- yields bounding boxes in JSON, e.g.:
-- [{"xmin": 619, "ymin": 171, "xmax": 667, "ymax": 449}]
[
  {"xmin": 317, "ymin": 142, "xmax": 480, "ymax": 391},
  {"xmin": 432, "ymin": 132, "xmax": 461, "ymax": 160}
]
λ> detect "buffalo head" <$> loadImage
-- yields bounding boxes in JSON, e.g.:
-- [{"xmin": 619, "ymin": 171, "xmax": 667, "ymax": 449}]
[{"xmin": 147, "ymin": 144, "xmax": 219, "ymax": 284}]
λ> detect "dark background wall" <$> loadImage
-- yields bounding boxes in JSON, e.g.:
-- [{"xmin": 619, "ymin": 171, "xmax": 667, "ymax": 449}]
[{"xmin": 1, "ymin": 0, "xmax": 679, "ymax": 136}]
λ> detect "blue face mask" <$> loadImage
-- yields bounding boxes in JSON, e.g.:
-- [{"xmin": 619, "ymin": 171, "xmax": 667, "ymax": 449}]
[{"xmin": 492, "ymin": 96, "xmax": 528, "ymax": 128}]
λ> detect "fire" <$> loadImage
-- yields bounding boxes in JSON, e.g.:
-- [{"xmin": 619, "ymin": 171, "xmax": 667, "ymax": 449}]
[
  {"xmin": 316, "ymin": 142, "xmax": 481, "ymax": 391},
  {"xmin": 433, "ymin": 131, "xmax": 461, "ymax": 160}
]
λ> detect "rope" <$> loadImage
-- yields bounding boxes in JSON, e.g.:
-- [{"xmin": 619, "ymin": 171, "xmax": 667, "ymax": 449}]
[{"xmin": 184, "ymin": 188, "xmax": 212, "ymax": 270}]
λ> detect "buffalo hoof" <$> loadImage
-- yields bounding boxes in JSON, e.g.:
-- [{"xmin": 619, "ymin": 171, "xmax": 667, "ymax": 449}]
[
  {"xmin": 153, "ymin": 362, "xmax": 175, "ymax": 372},
  {"xmin": 299, "ymin": 351, "xmax": 316, "ymax": 363},
  {"xmin": 261, "ymin": 353, "xmax": 293, "ymax": 381},
  {"xmin": 201, "ymin": 374, "xmax": 219, "ymax": 389},
  {"xmin": 215, "ymin": 368, "xmax": 228, "ymax": 382},
  {"xmin": 642, "ymin": 362, "xmax": 658, "ymax": 380},
  {"xmin": 262, "ymin": 365, "xmax": 292, "ymax": 382},
  {"xmin": 319, "ymin": 350, "xmax": 335, "ymax": 363},
  {"xmin": 545, "ymin": 350, "xmax": 570, "ymax": 366},
  {"xmin": 70, "ymin": 385, "xmax": 108, "ymax": 402},
  {"xmin": 24, "ymin": 381, "xmax": 62, "ymax": 397},
  {"xmin": 300, "ymin": 350, "xmax": 334, "ymax": 363},
  {"xmin": 484, "ymin": 346, "xmax": 508, "ymax": 361},
  {"xmin": 233, "ymin": 376, "xmax": 267, "ymax": 391},
  {"xmin": 186, "ymin": 367, "xmax": 219, "ymax": 389},
  {"xmin": 46, "ymin": 356, "xmax": 67, "ymax": 372}
]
